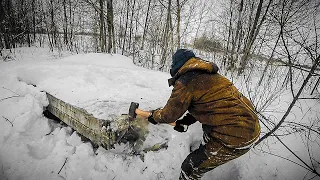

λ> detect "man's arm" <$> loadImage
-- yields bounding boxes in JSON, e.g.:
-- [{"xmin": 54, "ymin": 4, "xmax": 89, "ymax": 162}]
[
  {"xmin": 135, "ymin": 80, "xmax": 192, "ymax": 125},
  {"xmin": 152, "ymin": 81, "xmax": 192, "ymax": 124},
  {"xmin": 135, "ymin": 108, "xmax": 176, "ymax": 126}
]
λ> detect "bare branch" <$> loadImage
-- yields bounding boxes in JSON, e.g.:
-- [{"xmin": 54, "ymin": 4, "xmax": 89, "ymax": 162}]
[
  {"xmin": 285, "ymin": 121, "xmax": 320, "ymax": 136},
  {"xmin": 2, "ymin": 116, "xmax": 13, "ymax": 127},
  {"xmin": 2, "ymin": 87, "xmax": 20, "ymax": 96},
  {"xmin": 258, "ymin": 149, "xmax": 311, "ymax": 171},
  {"xmin": 256, "ymin": 114, "xmax": 320, "ymax": 177},
  {"xmin": 256, "ymin": 55, "xmax": 320, "ymax": 145},
  {"xmin": 0, "ymin": 96, "xmax": 20, "ymax": 102},
  {"xmin": 58, "ymin": 157, "xmax": 68, "ymax": 174}
]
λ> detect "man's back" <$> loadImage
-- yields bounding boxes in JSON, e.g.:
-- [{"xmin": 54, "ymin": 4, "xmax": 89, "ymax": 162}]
[{"xmin": 183, "ymin": 72, "xmax": 260, "ymax": 148}]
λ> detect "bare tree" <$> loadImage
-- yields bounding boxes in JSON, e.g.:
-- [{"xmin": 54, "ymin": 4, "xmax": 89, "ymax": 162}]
[
  {"xmin": 63, "ymin": 0, "xmax": 68, "ymax": 45},
  {"xmin": 229, "ymin": 0, "xmax": 244, "ymax": 70},
  {"xmin": 160, "ymin": 0, "xmax": 172, "ymax": 71},
  {"xmin": 106, "ymin": 0, "xmax": 115, "ymax": 53},
  {"xmin": 127, "ymin": 0, "xmax": 136, "ymax": 54},
  {"xmin": 140, "ymin": 0, "xmax": 152, "ymax": 50},
  {"xmin": 121, "ymin": 0, "xmax": 130, "ymax": 55},
  {"xmin": 176, "ymin": 0, "xmax": 181, "ymax": 48},
  {"xmin": 99, "ymin": 0, "xmax": 106, "ymax": 52},
  {"xmin": 238, "ymin": 0, "xmax": 273, "ymax": 74}
]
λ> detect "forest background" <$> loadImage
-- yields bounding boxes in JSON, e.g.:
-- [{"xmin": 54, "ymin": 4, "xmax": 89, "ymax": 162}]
[{"xmin": 1, "ymin": 0, "xmax": 320, "ymax": 179}]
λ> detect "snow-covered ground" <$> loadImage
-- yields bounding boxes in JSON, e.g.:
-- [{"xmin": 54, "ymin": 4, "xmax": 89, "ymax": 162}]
[{"xmin": 0, "ymin": 47, "xmax": 319, "ymax": 180}]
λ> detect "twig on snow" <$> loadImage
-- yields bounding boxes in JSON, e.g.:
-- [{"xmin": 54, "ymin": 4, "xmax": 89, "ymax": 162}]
[
  {"xmin": 0, "ymin": 96, "xmax": 20, "ymax": 102},
  {"xmin": 2, "ymin": 87, "xmax": 20, "ymax": 96},
  {"xmin": 0, "ymin": 87, "xmax": 21, "ymax": 102},
  {"xmin": 2, "ymin": 116, "xmax": 13, "ymax": 127},
  {"xmin": 58, "ymin": 157, "xmax": 68, "ymax": 174}
]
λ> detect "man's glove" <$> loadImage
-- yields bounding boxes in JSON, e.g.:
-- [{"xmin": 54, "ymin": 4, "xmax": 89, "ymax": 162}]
[
  {"xmin": 179, "ymin": 113, "xmax": 197, "ymax": 125},
  {"xmin": 148, "ymin": 110, "xmax": 158, "ymax": 125},
  {"xmin": 173, "ymin": 113, "xmax": 197, "ymax": 132},
  {"xmin": 174, "ymin": 121, "xmax": 188, "ymax": 132}
]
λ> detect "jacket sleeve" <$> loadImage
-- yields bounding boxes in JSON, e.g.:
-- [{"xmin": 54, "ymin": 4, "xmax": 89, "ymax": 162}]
[{"xmin": 153, "ymin": 81, "xmax": 192, "ymax": 124}]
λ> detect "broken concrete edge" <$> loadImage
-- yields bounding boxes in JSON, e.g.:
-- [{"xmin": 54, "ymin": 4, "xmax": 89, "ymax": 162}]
[{"xmin": 46, "ymin": 92, "xmax": 129, "ymax": 149}]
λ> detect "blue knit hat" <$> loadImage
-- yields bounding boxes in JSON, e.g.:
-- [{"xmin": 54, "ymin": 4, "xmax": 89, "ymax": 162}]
[{"xmin": 170, "ymin": 49, "xmax": 195, "ymax": 77}]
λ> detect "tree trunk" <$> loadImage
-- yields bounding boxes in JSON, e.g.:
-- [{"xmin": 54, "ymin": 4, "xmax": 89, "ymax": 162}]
[
  {"xmin": 229, "ymin": 0, "xmax": 243, "ymax": 70},
  {"xmin": 239, "ymin": 0, "xmax": 273, "ymax": 74},
  {"xmin": 223, "ymin": 0, "xmax": 233, "ymax": 67},
  {"xmin": 32, "ymin": 0, "xmax": 36, "ymax": 42},
  {"xmin": 63, "ymin": 0, "xmax": 68, "ymax": 45},
  {"xmin": 169, "ymin": 3, "xmax": 174, "ymax": 56},
  {"xmin": 69, "ymin": 0, "xmax": 74, "ymax": 49},
  {"xmin": 2, "ymin": 0, "xmax": 14, "ymax": 49},
  {"xmin": 122, "ymin": 0, "xmax": 130, "ymax": 55},
  {"xmin": 128, "ymin": 0, "xmax": 136, "ymax": 54},
  {"xmin": 26, "ymin": 19, "xmax": 31, "ymax": 47},
  {"xmin": 141, "ymin": 0, "xmax": 152, "ymax": 50},
  {"xmin": 160, "ymin": 0, "xmax": 172, "ymax": 71},
  {"xmin": 243, "ymin": 0, "xmax": 255, "ymax": 50},
  {"xmin": 99, "ymin": 0, "xmax": 106, "ymax": 52},
  {"xmin": 48, "ymin": 0, "xmax": 58, "ymax": 47},
  {"xmin": 111, "ymin": 1, "xmax": 116, "ymax": 53},
  {"xmin": 311, "ymin": 77, "xmax": 320, "ymax": 95},
  {"xmin": 0, "ymin": 0, "xmax": 6, "ymax": 49},
  {"xmin": 257, "ymin": 26, "xmax": 281, "ymax": 86},
  {"xmin": 238, "ymin": 0, "xmax": 263, "ymax": 74},
  {"xmin": 106, "ymin": 0, "xmax": 115, "ymax": 53},
  {"xmin": 176, "ymin": 0, "xmax": 181, "ymax": 49}
]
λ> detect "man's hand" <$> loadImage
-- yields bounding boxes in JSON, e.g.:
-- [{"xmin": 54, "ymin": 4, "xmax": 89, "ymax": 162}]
[
  {"xmin": 135, "ymin": 108, "xmax": 158, "ymax": 124},
  {"xmin": 174, "ymin": 121, "xmax": 189, "ymax": 132},
  {"xmin": 178, "ymin": 113, "xmax": 197, "ymax": 126},
  {"xmin": 135, "ymin": 108, "xmax": 151, "ymax": 119},
  {"xmin": 173, "ymin": 114, "xmax": 197, "ymax": 132},
  {"xmin": 135, "ymin": 108, "xmax": 177, "ymax": 126}
]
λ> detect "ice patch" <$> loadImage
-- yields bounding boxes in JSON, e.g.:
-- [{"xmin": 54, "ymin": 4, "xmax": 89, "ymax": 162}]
[{"xmin": 67, "ymin": 132, "xmax": 82, "ymax": 147}]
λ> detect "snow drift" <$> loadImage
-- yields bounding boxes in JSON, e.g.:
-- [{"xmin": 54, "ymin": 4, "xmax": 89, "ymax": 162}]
[{"xmin": 0, "ymin": 47, "xmax": 319, "ymax": 180}]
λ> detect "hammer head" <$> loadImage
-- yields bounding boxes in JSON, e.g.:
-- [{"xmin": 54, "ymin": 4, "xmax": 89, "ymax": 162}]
[{"xmin": 128, "ymin": 102, "xmax": 139, "ymax": 121}]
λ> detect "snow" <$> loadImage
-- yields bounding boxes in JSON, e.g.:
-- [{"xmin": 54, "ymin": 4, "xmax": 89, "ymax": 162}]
[{"xmin": 0, "ymin": 47, "xmax": 319, "ymax": 180}]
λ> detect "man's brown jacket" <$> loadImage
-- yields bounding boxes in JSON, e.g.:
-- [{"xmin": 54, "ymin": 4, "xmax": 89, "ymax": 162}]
[{"xmin": 153, "ymin": 57, "xmax": 260, "ymax": 148}]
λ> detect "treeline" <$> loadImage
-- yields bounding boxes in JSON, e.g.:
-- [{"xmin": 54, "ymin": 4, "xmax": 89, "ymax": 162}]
[
  {"xmin": 0, "ymin": 0, "xmax": 319, "ymax": 74},
  {"xmin": 0, "ymin": 0, "xmax": 226, "ymax": 70},
  {"xmin": 222, "ymin": 0, "xmax": 320, "ymax": 75}
]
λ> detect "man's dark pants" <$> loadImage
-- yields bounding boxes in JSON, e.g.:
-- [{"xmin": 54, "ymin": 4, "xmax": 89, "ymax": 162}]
[{"xmin": 179, "ymin": 125, "xmax": 250, "ymax": 180}]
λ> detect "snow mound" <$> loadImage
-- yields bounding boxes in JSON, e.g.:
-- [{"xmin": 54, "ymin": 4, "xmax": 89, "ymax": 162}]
[
  {"xmin": 1, "ymin": 48, "xmax": 318, "ymax": 180},
  {"xmin": 0, "ymin": 50, "xmax": 194, "ymax": 180},
  {"xmin": 61, "ymin": 53, "xmax": 138, "ymax": 69}
]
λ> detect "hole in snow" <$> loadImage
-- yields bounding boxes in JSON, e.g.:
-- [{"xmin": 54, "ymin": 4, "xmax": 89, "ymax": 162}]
[
  {"xmin": 43, "ymin": 109, "xmax": 61, "ymax": 123},
  {"xmin": 42, "ymin": 109, "xmax": 98, "ymax": 148}
]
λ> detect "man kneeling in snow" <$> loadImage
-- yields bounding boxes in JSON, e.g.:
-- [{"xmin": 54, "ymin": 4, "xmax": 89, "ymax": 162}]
[{"xmin": 136, "ymin": 49, "xmax": 260, "ymax": 180}]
